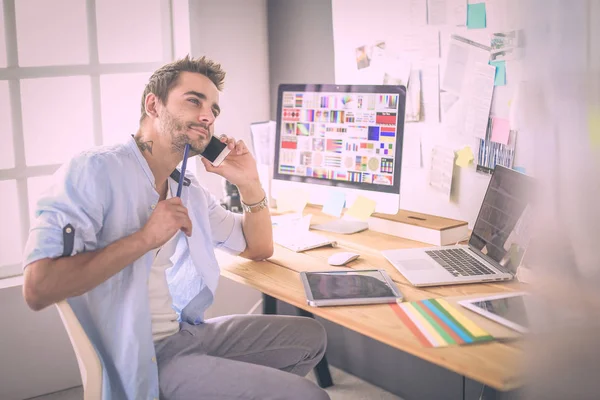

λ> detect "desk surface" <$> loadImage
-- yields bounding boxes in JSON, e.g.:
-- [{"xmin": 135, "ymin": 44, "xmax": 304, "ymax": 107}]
[{"xmin": 217, "ymin": 206, "xmax": 526, "ymax": 391}]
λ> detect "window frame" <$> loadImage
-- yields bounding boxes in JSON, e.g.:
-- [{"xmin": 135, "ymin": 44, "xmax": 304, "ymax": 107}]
[{"xmin": 0, "ymin": 0, "xmax": 177, "ymax": 279}]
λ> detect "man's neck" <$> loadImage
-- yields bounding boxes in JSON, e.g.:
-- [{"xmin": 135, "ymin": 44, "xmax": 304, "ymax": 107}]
[{"xmin": 134, "ymin": 127, "xmax": 183, "ymax": 190}]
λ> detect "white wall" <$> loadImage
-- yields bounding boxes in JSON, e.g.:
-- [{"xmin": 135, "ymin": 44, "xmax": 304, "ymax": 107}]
[
  {"xmin": 331, "ymin": 0, "xmax": 534, "ymax": 226},
  {"xmin": 189, "ymin": 0, "xmax": 271, "ymax": 317}
]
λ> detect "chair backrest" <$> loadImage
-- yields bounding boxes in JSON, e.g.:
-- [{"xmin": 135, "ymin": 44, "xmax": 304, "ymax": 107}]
[{"xmin": 55, "ymin": 300, "xmax": 103, "ymax": 400}]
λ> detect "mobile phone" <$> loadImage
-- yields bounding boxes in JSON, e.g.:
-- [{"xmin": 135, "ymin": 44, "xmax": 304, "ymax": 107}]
[{"xmin": 201, "ymin": 136, "xmax": 231, "ymax": 166}]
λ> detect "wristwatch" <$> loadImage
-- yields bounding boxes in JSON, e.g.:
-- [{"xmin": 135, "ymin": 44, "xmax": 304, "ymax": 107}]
[{"xmin": 241, "ymin": 195, "xmax": 269, "ymax": 213}]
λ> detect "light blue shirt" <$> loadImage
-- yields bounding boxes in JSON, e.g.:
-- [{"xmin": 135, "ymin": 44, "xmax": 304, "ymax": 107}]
[{"xmin": 23, "ymin": 136, "xmax": 247, "ymax": 400}]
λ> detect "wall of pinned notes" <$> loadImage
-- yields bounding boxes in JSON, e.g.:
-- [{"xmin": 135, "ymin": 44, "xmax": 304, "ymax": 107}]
[{"xmin": 331, "ymin": 0, "xmax": 534, "ymax": 226}]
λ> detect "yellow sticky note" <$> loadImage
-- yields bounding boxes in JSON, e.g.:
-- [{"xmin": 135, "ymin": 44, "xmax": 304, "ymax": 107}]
[
  {"xmin": 276, "ymin": 189, "xmax": 308, "ymax": 213},
  {"xmin": 455, "ymin": 146, "xmax": 474, "ymax": 168},
  {"xmin": 345, "ymin": 196, "xmax": 377, "ymax": 221},
  {"xmin": 589, "ymin": 108, "xmax": 600, "ymax": 148}
]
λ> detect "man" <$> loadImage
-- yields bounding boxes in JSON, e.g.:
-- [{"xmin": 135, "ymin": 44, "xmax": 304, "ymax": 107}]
[{"xmin": 22, "ymin": 55, "xmax": 330, "ymax": 400}]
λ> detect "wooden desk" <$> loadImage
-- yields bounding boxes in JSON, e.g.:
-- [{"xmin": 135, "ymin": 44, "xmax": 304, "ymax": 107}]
[{"xmin": 217, "ymin": 206, "xmax": 526, "ymax": 392}]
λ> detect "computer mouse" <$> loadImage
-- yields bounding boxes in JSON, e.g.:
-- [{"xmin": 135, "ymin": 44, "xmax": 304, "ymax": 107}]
[{"xmin": 327, "ymin": 252, "xmax": 360, "ymax": 266}]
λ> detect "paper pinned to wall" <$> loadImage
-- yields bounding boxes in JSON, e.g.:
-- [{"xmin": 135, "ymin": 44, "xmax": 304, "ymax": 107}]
[
  {"xmin": 429, "ymin": 146, "xmax": 455, "ymax": 199},
  {"xmin": 455, "ymin": 146, "xmax": 474, "ymax": 168},
  {"xmin": 463, "ymin": 62, "xmax": 496, "ymax": 138},
  {"xmin": 389, "ymin": 28, "xmax": 440, "ymax": 61},
  {"xmin": 405, "ymin": 69, "xmax": 422, "ymax": 122},
  {"xmin": 421, "ymin": 62, "xmax": 441, "ymax": 123},
  {"xmin": 402, "ymin": 125, "xmax": 423, "ymax": 169},
  {"xmin": 467, "ymin": 3, "xmax": 486, "ymax": 29},
  {"xmin": 427, "ymin": 0, "xmax": 467, "ymax": 26},
  {"xmin": 250, "ymin": 121, "xmax": 276, "ymax": 165},
  {"xmin": 441, "ymin": 35, "xmax": 491, "ymax": 96},
  {"xmin": 382, "ymin": 51, "xmax": 412, "ymax": 86},
  {"xmin": 427, "ymin": 0, "xmax": 448, "ymax": 25},
  {"xmin": 409, "ymin": 0, "xmax": 428, "ymax": 26},
  {"xmin": 491, "ymin": 117, "xmax": 510, "ymax": 144},
  {"xmin": 489, "ymin": 60, "xmax": 507, "ymax": 86}
]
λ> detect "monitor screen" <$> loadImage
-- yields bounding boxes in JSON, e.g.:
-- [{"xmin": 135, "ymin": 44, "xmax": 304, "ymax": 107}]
[
  {"xmin": 273, "ymin": 84, "xmax": 406, "ymax": 196},
  {"xmin": 469, "ymin": 166, "xmax": 535, "ymax": 273}
]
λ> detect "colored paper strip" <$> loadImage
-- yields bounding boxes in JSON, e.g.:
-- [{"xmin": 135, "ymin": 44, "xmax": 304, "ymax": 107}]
[
  {"xmin": 419, "ymin": 301, "xmax": 465, "ymax": 345},
  {"xmin": 422, "ymin": 300, "xmax": 470, "ymax": 344},
  {"xmin": 400, "ymin": 303, "xmax": 442, "ymax": 347},
  {"xmin": 413, "ymin": 302, "xmax": 457, "ymax": 345},
  {"xmin": 437, "ymin": 299, "xmax": 490, "ymax": 338},
  {"xmin": 389, "ymin": 303, "xmax": 432, "ymax": 347},
  {"xmin": 404, "ymin": 303, "xmax": 448, "ymax": 347},
  {"xmin": 428, "ymin": 299, "xmax": 476, "ymax": 342}
]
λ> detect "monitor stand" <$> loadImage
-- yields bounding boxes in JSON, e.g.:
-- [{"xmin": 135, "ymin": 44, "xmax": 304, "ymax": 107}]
[{"xmin": 311, "ymin": 219, "xmax": 369, "ymax": 235}]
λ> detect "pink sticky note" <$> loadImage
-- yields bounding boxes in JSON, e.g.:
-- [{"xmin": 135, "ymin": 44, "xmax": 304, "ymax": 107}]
[{"xmin": 491, "ymin": 117, "xmax": 510, "ymax": 145}]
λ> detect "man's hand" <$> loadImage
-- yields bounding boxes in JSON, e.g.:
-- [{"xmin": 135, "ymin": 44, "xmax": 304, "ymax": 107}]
[
  {"xmin": 140, "ymin": 197, "xmax": 192, "ymax": 249},
  {"xmin": 201, "ymin": 135, "xmax": 259, "ymax": 187}
]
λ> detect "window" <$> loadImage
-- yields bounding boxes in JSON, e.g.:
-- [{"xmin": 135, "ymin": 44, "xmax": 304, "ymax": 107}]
[{"xmin": 0, "ymin": 0, "xmax": 182, "ymax": 279}]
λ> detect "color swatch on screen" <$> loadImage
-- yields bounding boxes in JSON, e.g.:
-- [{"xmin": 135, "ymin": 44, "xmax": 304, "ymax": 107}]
[{"xmin": 390, "ymin": 299, "xmax": 494, "ymax": 348}]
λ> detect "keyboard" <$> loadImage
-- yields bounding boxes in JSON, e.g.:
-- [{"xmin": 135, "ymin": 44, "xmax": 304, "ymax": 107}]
[
  {"xmin": 273, "ymin": 230, "xmax": 337, "ymax": 253},
  {"xmin": 425, "ymin": 248, "xmax": 497, "ymax": 277}
]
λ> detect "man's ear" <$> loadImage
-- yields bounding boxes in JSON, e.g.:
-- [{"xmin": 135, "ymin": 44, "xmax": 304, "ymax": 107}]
[{"xmin": 144, "ymin": 93, "xmax": 160, "ymax": 119}]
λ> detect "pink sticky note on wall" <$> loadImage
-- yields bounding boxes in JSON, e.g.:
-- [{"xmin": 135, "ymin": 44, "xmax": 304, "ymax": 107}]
[{"xmin": 491, "ymin": 117, "xmax": 510, "ymax": 145}]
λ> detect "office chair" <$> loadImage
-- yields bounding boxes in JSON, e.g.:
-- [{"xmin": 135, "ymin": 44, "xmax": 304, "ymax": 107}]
[{"xmin": 55, "ymin": 300, "xmax": 102, "ymax": 400}]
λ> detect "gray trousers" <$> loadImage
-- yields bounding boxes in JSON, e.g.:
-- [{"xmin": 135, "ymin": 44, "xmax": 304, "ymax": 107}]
[{"xmin": 154, "ymin": 314, "xmax": 331, "ymax": 400}]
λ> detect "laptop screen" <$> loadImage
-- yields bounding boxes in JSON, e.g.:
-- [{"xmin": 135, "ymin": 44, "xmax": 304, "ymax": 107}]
[{"xmin": 469, "ymin": 166, "xmax": 535, "ymax": 274}]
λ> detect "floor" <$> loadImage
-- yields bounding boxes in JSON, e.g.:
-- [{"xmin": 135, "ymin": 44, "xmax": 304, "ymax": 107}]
[{"xmin": 26, "ymin": 366, "xmax": 402, "ymax": 400}]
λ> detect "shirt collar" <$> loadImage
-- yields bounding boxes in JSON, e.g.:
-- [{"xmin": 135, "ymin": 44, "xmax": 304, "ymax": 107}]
[
  {"xmin": 127, "ymin": 135, "xmax": 192, "ymax": 189},
  {"xmin": 127, "ymin": 135, "xmax": 156, "ymax": 187}
]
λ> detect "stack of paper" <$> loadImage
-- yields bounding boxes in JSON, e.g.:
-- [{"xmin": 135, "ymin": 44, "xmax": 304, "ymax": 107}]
[{"xmin": 390, "ymin": 298, "xmax": 494, "ymax": 348}]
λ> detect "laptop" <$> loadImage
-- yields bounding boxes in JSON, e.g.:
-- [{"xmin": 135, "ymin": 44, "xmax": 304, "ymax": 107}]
[{"xmin": 382, "ymin": 166, "xmax": 534, "ymax": 287}]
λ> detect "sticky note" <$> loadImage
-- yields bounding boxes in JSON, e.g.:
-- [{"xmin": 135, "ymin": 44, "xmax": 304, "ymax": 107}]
[
  {"xmin": 345, "ymin": 196, "xmax": 377, "ymax": 221},
  {"xmin": 489, "ymin": 60, "xmax": 506, "ymax": 86},
  {"xmin": 276, "ymin": 189, "xmax": 308, "ymax": 213},
  {"xmin": 455, "ymin": 146, "xmax": 474, "ymax": 168},
  {"xmin": 322, "ymin": 191, "xmax": 346, "ymax": 218},
  {"xmin": 491, "ymin": 117, "xmax": 510, "ymax": 145},
  {"xmin": 589, "ymin": 108, "xmax": 600, "ymax": 148},
  {"xmin": 467, "ymin": 3, "xmax": 486, "ymax": 29}
]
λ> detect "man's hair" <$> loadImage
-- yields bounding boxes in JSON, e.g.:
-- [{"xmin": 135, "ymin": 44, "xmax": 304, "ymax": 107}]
[{"xmin": 139, "ymin": 55, "xmax": 226, "ymax": 123}]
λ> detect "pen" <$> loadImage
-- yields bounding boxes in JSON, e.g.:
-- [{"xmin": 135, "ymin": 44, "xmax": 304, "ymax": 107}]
[{"xmin": 177, "ymin": 143, "xmax": 190, "ymax": 197}]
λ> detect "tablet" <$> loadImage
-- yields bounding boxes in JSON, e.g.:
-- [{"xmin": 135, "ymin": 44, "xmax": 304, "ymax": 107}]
[
  {"xmin": 458, "ymin": 292, "xmax": 531, "ymax": 333},
  {"xmin": 300, "ymin": 269, "xmax": 403, "ymax": 307}
]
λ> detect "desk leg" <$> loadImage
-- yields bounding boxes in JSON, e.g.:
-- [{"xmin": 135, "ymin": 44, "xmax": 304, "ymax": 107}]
[
  {"xmin": 262, "ymin": 293, "xmax": 277, "ymax": 315},
  {"xmin": 295, "ymin": 308, "xmax": 334, "ymax": 389}
]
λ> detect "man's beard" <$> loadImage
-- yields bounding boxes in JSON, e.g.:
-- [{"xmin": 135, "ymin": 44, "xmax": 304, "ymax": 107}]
[{"xmin": 159, "ymin": 109, "xmax": 211, "ymax": 156}]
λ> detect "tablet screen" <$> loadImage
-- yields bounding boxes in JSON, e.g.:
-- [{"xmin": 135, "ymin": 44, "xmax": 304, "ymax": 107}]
[
  {"xmin": 306, "ymin": 270, "xmax": 396, "ymax": 300},
  {"xmin": 470, "ymin": 295, "xmax": 529, "ymax": 328}
]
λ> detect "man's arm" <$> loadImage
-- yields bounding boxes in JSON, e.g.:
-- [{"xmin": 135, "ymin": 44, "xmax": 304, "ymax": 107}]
[
  {"xmin": 24, "ymin": 231, "xmax": 151, "ymax": 311},
  {"xmin": 200, "ymin": 136, "xmax": 274, "ymax": 261},
  {"xmin": 23, "ymin": 197, "xmax": 193, "ymax": 311},
  {"xmin": 237, "ymin": 181, "xmax": 274, "ymax": 261}
]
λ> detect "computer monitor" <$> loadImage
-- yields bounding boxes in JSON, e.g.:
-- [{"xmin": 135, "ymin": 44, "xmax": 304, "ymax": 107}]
[{"xmin": 272, "ymin": 84, "xmax": 407, "ymax": 214}]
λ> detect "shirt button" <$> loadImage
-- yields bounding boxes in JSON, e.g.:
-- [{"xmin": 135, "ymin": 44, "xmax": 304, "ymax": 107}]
[
  {"xmin": 151, "ymin": 204, "xmax": 156, "ymax": 210},
  {"xmin": 151, "ymin": 356, "xmax": 156, "ymax": 363}
]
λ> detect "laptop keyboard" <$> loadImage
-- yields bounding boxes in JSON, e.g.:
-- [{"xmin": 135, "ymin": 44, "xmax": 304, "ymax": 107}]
[{"xmin": 425, "ymin": 248, "xmax": 497, "ymax": 277}]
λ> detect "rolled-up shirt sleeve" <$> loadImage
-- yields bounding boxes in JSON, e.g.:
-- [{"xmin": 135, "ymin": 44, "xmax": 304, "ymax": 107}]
[
  {"xmin": 202, "ymin": 186, "xmax": 247, "ymax": 255},
  {"xmin": 23, "ymin": 154, "xmax": 107, "ymax": 268}
]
